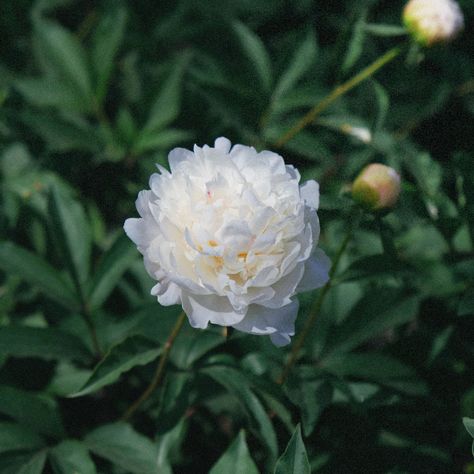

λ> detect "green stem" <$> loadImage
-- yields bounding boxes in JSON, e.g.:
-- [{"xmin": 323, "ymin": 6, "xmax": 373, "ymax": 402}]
[
  {"xmin": 122, "ymin": 311, "xmax": 187, "ymax": 421},
  {"xmin": 274, "ymin": 45, "xmax": 403, "ymax": 148},
  {"xmin": 277, "ymin": 228, "xmax": 354, "ymax": 385}
]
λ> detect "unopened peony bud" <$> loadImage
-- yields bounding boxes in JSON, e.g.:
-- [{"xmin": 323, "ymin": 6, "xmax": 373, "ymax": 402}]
[
  {"xmin": 403, "ymin": 0, "xmax": 464, "ymax": 46},
  {"xmin": 352, "ymin": 164, "xmax": 401, "ymax": 211}
]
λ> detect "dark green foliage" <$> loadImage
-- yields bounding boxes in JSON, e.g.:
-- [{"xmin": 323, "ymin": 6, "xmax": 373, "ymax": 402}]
[{"xmin": 0, "ymin": 0, "xmax": 473, "ymax": 472}]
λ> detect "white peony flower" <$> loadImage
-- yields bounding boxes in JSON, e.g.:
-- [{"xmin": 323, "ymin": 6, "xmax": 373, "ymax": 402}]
[
  {"xmin": 124, "ymin": 138, "xmax": 330, "ymax": 346},
  {"xmin": 403, "ymin": 0, "xmax": 464, "ymax": 46}
]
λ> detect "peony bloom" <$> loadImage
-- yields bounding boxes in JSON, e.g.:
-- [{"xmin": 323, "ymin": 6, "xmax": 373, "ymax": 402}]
[
  {"xmin": 403, "ymin": 0, "xmax": 464, "ymax": 46},
  {"xmin": 124, "ymin": 138, "xmax": 330, "ymax": 346},
  {"xmin": 352, "ymin": 163, "xmax": 401, "ymax": 211}
]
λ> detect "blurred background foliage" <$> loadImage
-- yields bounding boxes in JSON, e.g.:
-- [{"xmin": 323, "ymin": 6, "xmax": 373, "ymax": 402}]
[{"xmin": 0, "ymin": 0, "xmax": 474, "ymax": 472}]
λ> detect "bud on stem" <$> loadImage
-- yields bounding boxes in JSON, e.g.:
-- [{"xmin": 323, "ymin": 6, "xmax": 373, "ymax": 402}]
[{"xmin": 352, "ymin": 164, "xmax": 401, "ymax": 211}]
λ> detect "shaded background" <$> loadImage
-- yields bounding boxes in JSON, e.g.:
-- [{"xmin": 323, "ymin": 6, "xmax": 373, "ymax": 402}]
[{"xmin": 0, "ymin": 0, "xmax": 474, "ymax": 472}]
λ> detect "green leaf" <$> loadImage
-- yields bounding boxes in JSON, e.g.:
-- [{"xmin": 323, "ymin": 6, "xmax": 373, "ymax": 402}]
[
  {"xmin": 0, "ymin": 422, "xmax": 45, "ymax": 454},
  {"xmin": 92, "ymin": 6, "xmax": 128, "ymax": 102},
  {"xmin": 88, "ymin": 233, "xmax": 137, "ymax": 310},
  {"xmin": 156, "ymin": 420, "xmax": 187, "ymax": 474},
  {"xmin": 339, "ymin": 254, "xmax": 412, "ymax": 282},
  {"xmin": 50, "ymin": 440, "xmax": 97, "ymax": 474},
  {"xmin": 133, "ymin": 128, "xmax": 193, "ymax": 155},
  {"xmin": 172, "ymin": 326, "xmax": 226, "ymax": 369},
  {"xmin": 233, "ymin": 21, "xmax": 272, "ymax": 93},
  {"xmin": 404, "ymin": 152, "xmax": 442, "ymax": 198},
  {"xmin": 373, "ymin": 80, "xmax": 389, "ymax": 132},
  {"xmin": 72, "ymin": 335, "xmax": 161, "ymax": 397},
  {"xmin": 342, "ymin": 10, "xmax": 367, "ymax": 73},
  {"xmin": 85, "ymin": 422, "xmax": 159, "ymax": 474},
  {"xmin": 155, "ymin": 372, "xmax": 192, "ymax": 434},
  {"xmin": 16, "ymin": 78, "xmax": 90, "ymax": 113},
  {"xmin": 209, "ymin": 431, "xmax": 259, "ymax": 474},
  {"xmin": 0, "ymin": 385, "xmax": 65, "ymax": 438},
  {"xmin": 286, "ymin": 368, "xmax": 332, "ymax": 437},
  {"xmin": 0, "ymin": 326, "xmax": 92, "ymax": 362},
  {"xmin": 201, "ymin": 365, "xmax": 277, "ymax": 459},
  {"xmin": 325, "ymin": 291, "xmax": 420, "ymax": 355},
  {"xmin": 0, "ymin": 241, "xmax": 78, "ymax": 308},
  {"xmin": 48, "ymin": 185, "xmax": 91, "ymax": 289},
  {"xmin": 322, "ymin": 353, "xmax": 428, "ymax": 396},
  {"xmin": 273, "ymin": 29, "xmax": 317, "ymax": 103},
  {"xmin": 33, "ymin": 18, "xmax": 93, "ymax": 107},
  {"xmin": 20, "ymin": 111, "xmax": 101, "ymax": 153},
  {"xmin": 141, "ymin": 53, "xmax": 192, "ymax": 133},
  {"xmin": 274, "ymin": 425, "xmax": 310, "ymax": 474},
  {"xmin": 17, "ymin": 451, "xmax": 47, "ymax": 474}
]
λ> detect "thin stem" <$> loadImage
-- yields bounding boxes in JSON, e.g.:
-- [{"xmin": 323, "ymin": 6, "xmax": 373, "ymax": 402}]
[
  {"xmin": 274, "ymin": 46, "xmax": 403, "ymax": 148},
  {"xmin": 122, "ymin": 311, "xmax": 187, "ymax": 421},
  {"xmin": 277, "ymin": 229, "xmax": 353, "ymax": 385}
]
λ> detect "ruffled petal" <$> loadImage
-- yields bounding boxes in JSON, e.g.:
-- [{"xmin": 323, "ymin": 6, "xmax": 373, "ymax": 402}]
[
  {"xmin": 214, "ymin": 137, "xmax": 231, "ymax": 153},
  {"xmin": 168, "ymin": 147, "xmax": 194, "ymax": 172},
  {"xmin": 300, "ymin": 180, "xmax": 319, "ymax": 209},
  {"xmin": 232, "ymin": 300, "xmax": 299, "ymax": 346},
  {"xmin": 182, "ymin": 293, "xmax": 247, "ymax": 329},
  {"xmin": 297, "ymin": 248, "xmax": 331, "ymax": 292}
]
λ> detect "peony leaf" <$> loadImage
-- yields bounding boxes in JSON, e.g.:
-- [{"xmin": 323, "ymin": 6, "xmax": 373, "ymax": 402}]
[
  {"xmin": 88, "ymin": 233, "xmax": 137, "ymax": 310},
  {"xmin": 342, "ymin": 9, "xmax": 367, "ymax": 73},
  {"xmin": 274, "ymin": 424, "xmax": 310, "ymax": 474},
  {"xmin": 272, "ymin": 29, "xmax": 318, "ymax": 103},
  {"xmin": 85, "ymin": 422, "xmax": 159, "ymax": 474},
  {"xmin": 285, "ymin": 370, "xmax": 332, "ymax": 437},
  {"xmin": 201, "ymin": 365, "xmax": 278, "ymax": 460},
  {"xmin": 48, "ymin": 185, "xmax": 92, "ymax": 291},
  {"xmin": 92, "ymin": 6, "xmax": 128, "ymax": 103},
  {"xmin": 324, "ymin": 290, "xmax": 420, "ymax": 356},
  {"xmin": 233, "ymin": 21, "xmax": 272, "ymax": 93},
  {"xmin": 0, "ymin": 327, "xmax": 92, "ymax": 363},
  {"xmin": 0, "ymin": 385, "xmax": 65, "ymax": 439},
  {"xmin": 133, "ymin": 128, "xmax": 193, "ymax": 155},
  {"xmin": 16, "ymin": 451, "xmax": 47, "ymax": 474},
  {"xmin": 0, "ymin": 422, "xmax": 45, "ymax": 454},
  {"xmin": 209, "ymin": 431, "xmax": 259, "ymax": 474},
  {"xmin": 141, "ymin": 52, "xmax": 192, "ymax": 134},
  {"xmin": 33, "ymin": 18, "xmax": 93, "ymax": 109},
  {"xmin": 71, "ymin": 335, "xmax": 161, "ymax": 397},
  {"xmin": 171, "ymin": 326, "xmax": 226, "ymax": 369},
  {"xmin": 50, "ymin": 440, "xmax": 97, "ymax": 474},
  {"xmin": 0, "ymin": 241, "xmax": 78, "ymax": 308}
]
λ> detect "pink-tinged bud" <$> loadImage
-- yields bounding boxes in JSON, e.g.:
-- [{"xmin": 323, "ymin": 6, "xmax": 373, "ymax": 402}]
[
  {"xmin": 352, "ymin": 164, "xmax": 401, "ymax": 211},
  {"xmin": 403, "ymin": 0, "xmax": 464, "ymax": 47}
]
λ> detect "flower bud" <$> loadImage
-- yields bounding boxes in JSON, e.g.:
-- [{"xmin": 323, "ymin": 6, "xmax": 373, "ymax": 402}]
[
  {"xmin": 352, "ymin": 164, "xmax": 401, "ymax": 211},
  {"xmin": 403, "ymin": 0, "xmax": 464, "ymax": 46}
]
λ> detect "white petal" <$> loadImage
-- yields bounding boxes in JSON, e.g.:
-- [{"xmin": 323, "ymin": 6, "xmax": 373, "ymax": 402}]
[
  {"xmin": 214, "ymin": 137, "xmax": 232, "ymax": 153},
  {"xmin": 262, "ymin": 263, "xmax": 305, "ymax": 308},
  {"xmin": 168, "ymin": 147, "xmax": 193, "ymax": 172},
  {"xmin": 181, "ymin": 293, "xmax": 246, "ymax": 329},
  {"xmin": 300, "ymin": 180, "xmax": 320, "ymax": 209},
  {"xmin": 124, "ymin": 218, "xmax": 146, "ymax": 247},
  {"xmin": 297, "ymin": 248, "xmax": 331, "ymax": 292},
  {"xmin": 232, "ymin": 300, "xmax": 299, "ymax": 346},
  {"xmin": 157, "ymin": 282, "xmax": 181, "ymax": 306}
]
